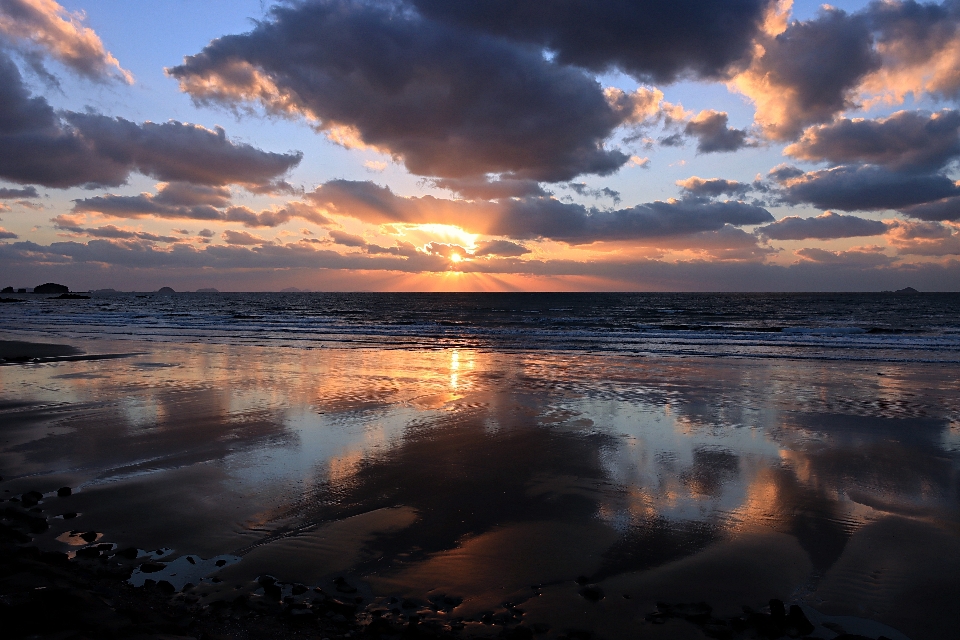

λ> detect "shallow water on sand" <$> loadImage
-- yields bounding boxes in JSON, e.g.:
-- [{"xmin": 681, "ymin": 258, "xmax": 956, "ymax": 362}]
[{"xmin": 1, "ymin": 336, "xmax": 959, "ymax": 638}]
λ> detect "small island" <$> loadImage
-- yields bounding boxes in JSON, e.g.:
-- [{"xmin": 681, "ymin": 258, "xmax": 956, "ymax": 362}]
[
  {"xmin": 157, "ymin": 287, "xmax": 176, "ymax": 294},
  {"xmin": 33, "ymin": 283, "xmax": 69, "ymax": 294}
]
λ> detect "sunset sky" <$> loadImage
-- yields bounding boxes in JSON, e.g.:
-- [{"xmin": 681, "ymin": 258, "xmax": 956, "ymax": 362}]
[{"xmin": 1, "ymin": 0, "xmax": 960, "ymax": 291}]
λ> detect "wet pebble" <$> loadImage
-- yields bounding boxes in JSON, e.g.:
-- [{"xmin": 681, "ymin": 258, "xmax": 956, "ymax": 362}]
[
  {"xmin": 57, "ymin": 487, "xmax": 71, "ymax": 497},
  {"xmin": 579, "ymin": 586, "xmax": 605, "ymax": 602},
  {"xmin": 21, "ymin": 491, "xmax": 43, "ymax": 507}
]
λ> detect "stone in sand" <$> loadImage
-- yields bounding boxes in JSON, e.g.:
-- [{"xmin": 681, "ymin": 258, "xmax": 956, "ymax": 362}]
[{"xmin": 57, "ymin": 487, "xmax": 71, "ymax": 497}]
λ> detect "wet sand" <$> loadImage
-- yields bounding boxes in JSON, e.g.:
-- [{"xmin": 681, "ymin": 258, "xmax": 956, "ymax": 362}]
[{"xmin": 1, "ymin": 334, "xmax": 958, "ymax": 639}]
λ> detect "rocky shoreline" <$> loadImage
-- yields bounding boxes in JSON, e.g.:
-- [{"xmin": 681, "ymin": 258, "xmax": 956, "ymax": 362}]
[{"xmin": 1, "ymin": 485, "xmax": 900, "ymax": 640}]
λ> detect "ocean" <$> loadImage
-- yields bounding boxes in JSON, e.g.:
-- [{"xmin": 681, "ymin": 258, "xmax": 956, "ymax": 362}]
[{"xmin": 3, "ymin": 291, "xmax": 960, "ymax": 362}]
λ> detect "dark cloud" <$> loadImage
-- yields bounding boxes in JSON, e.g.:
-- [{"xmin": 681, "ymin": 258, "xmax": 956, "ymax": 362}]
[
  {"xmin": 408, "ymin": 0, "xmax": 775, "ymax": 83},
  {"xmin": 0, "ymin": 185, "xmax": 38, "ymax": 198},
  {"xmin": 328, "ymin": 229, "xmax": 367, "ymax": 247},
  {"xmin": 496, "ymin": 197, "xmax": 774, "ymax": 244},
  {"xmin": 222, "ymin": 229, "xmax": 270, "ymax": 245},
  {"xmin": 153, "ymin": 182, "xmax": 232, "ymax": 208},
  {"xmin": 785, "ymin": 110, "xmax": 960, "ymax": 172},
  {"xmin": 73, "ymin": 190, "xmax": 331, "ymax": 228},
  {"xmin": 795, "ymin": 246, "xmax": 894, "ymax": 267},
  {"xmin": 659, "ymin": 133, "xmax": 685, "ymax": 148},
  {"xmin": 51, "ymin": 217, "xmax": 180, "ymax": 243},
  {"xmin": 0, "ymin": 227, "xmax": 17, "ymax": 239},
  {"xmin": 0, "ymin": 50, "xmax": 300, "ymax": 189},
  {"xmin": 733, "ymin": 7, "xmax": 881, "ymax": 140},
  {"xmin": 565, "ymin": 182, "xmax": 621, "ymax": 204},
  {"xmin": 473, "ymin": 239, "xmax": 531, "ymax": 257},
  {"xmin": 429, "ymin": 177, "xmax": 547, "ymax": 200},
  {"xmin": 757, "ymin": 211, "xmax": 888, "ymax": 240},
  {"xmin": 867, "ymin": 0, "xmax": 960, "ymax": 100},
  {"xmin": 307, "ymin": 180, "xmax": 774, "ymax": 245},
  {"xmin": 886, "ymin": 220, "xmax": 960, "ymax": 255},
  {"xmin": 677, "ymin": 177, "xmax": 752, "ymax": 198},
  {"xmin": 774, "ymin": 165, "xmax": 960, "ymax": 211},
  {"xmin": 167, "ymin": 0, "xmax": 629, "ymax": 182},
  {"xmin": 900, "ymin": 195, "xmax": 960, "ymax": 221},
  {"xmin": 197, "ymin": 228, "xmax": 214, "ymax": 238},
  {"xmin": 684, "ymin": 111, "xmax": 752, "ymax": 153}
]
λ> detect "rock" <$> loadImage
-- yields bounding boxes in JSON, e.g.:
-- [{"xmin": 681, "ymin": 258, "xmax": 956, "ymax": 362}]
[
  {"xmin": 33, "ymin": 283, "xmax": 69, "ymax": 294},
  {"xmin": 21, "ymin": 491, "xmax": 43, "ymax": 507},
  {"xmin": 139, "ymin": 562, "xmax": 166, "ymax": 573},
  {"xmin": 62, "ymin": 512, "xmax": 78, "ymax": 519},
  {"xmin": 769, "ymin": 598, "xmax": 785, "ymax": 619},
  {"xmin": 1, "ymin": 286, "xmax": 12, "ymax": 293},
  {"xmin": 786, "ymin": 604, "xmax": 815, "ymax": 636},
  {"xmin": 578, "ymin": 586, "xmax": 604, "ymax": 602},
  {"xmin": 115, "ymin": 547, "xmax": 139, "ymax": 559},
  {"xmin": 157, "ymin": 287, "xmax": 176, "ymax": 294},
  {"xmin": 79, "ymin": 531, "xmax": 98, "ymax": 543},
  {"xmin": 57, "ymin": 487, "xmax": 72, "ymax": 497}
]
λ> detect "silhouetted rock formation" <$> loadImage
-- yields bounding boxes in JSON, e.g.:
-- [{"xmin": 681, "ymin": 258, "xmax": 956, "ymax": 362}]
[{"xmin": 157, "ymin": 287, "xmax": 176, "ymax": 294}]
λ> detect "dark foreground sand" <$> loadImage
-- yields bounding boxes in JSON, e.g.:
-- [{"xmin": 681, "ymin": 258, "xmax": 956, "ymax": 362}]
[{"xmin": 2, "ymin": 336, "xmax": 956, "ymax": 639}]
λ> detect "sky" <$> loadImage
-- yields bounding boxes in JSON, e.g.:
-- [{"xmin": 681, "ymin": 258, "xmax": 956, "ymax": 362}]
[{"xmin": 0, "ymin": 0, "xmax": 959, "ymax": 292}]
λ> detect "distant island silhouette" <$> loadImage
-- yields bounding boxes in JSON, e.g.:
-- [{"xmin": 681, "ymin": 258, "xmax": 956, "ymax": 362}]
[{"xmin": 33, "ymin": 283, "xmax": 69, "ymax": 294}]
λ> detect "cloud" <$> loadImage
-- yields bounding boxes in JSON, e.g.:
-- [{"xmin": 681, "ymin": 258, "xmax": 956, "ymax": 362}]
[
  {"xmin": 473, "ymin": 239, "xmax": 530, "ymax": 257},
  {"xmin": 757, "ymin": 211, "xmax": 888, "ymax": 240},
  {"xmin": 328, "ymin": 229, "xmax": 367, "ymax": 247},
  {"xmin": 684, "ymin": 111, "xmax": 753, "ymax": 153},
  {"xmin": 795, "ymin": 245, "xmax": 894, "ymax": 267},
  {"xmin": 222, "ymin": 229, "xmax": 270, "ymax": 245},
  {"xmin": 408, "ymin": 0, "xmax": 776, "ymax": 83},
  {"xmin": 307, "ymin": 180, "xmax": 774, "ymax": 244},
  {"xmin": 730, "ymin": 7, "xmax": 880, "ymax": 140},
  {"xmin": 730, "ymin": 2, "xmax": 960, "ymax": 141},
  {"xmin": 861, "ymin": 0, "xmax": 960, "ymax": 105},
  {"xmin": 428, "ymin": 176, "xmax": 547, "ymax": 200},
  {"xmin": 51, "ymin": 216, "xmax": 179, "ymax": 243},
  {"xmin": 677, "ymin": 177, "xmax": 752, "ymax": 198},
  {"xmin": 774, "ymin": 164, "xmax": 960, "ymax": 211},
  {"xmin": 0, "ymin": 186, "xmax": 38, "ymax": 198},
  {"xmin": 197, "ymin": 229, "xmax": 214, "ymax": 238},
  {"xmin": 152, "ymin": 182, "xmax": 232, "ymax": 208},
  {"xmin": 900, "ymin": 195, "xmax": 960, "ymax": 221},
  {"xmin": 0, "ymin": 0, "xmax": 132, "ymax": 83},
  {"xmin": 363, "ymin": 160, "xmax": 387, "ymax": 173},
  {"xmin": 167, "ymin": 0, "xmax": 628, "ymax": 182},
  {"xmin": 0, "ymin": 51, "xmax": 301, "ymax": 189},
  {"xmin": 886, "ymin": 220, "xmax": 960, "ymax": 255},
  {"xmin": 73, "ymin": 184, "xmax": 331, "ymax": 228},
  {"xmin": 565, "ymin": 182, "xmax": 621, "ymax": 204},
  {"xmin": 785, "ymin": 110, "xmax": 960, "ymax": 172},
  {"xmin": 0, "ymin": 226, "xmax": 17, "ymax": 239}
]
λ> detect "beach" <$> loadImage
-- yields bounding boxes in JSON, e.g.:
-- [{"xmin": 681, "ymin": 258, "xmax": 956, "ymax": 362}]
[{"xmin": 2, "ymin": 321, "xmax": 958, "ymax": 639}]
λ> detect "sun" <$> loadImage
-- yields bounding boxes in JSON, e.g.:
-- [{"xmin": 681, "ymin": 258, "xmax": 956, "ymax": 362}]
[{"xmin": 449, "ymin": 253, "xmax": 462, "ymax": 262}]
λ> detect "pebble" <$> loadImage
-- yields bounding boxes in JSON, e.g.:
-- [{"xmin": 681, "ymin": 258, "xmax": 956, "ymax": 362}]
[{"xmin": 57, "ymin": 487, "xmax": 72, "ymax": 497}]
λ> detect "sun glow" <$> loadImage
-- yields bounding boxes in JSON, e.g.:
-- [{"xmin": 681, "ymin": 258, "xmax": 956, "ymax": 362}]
[
  {"xmin": 390, "ymin": 223, "xmax": 478, "ymax": 249},
  {"xmin": 449, "ymin": 253, "xmax": 462, "ymax": 262}
]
